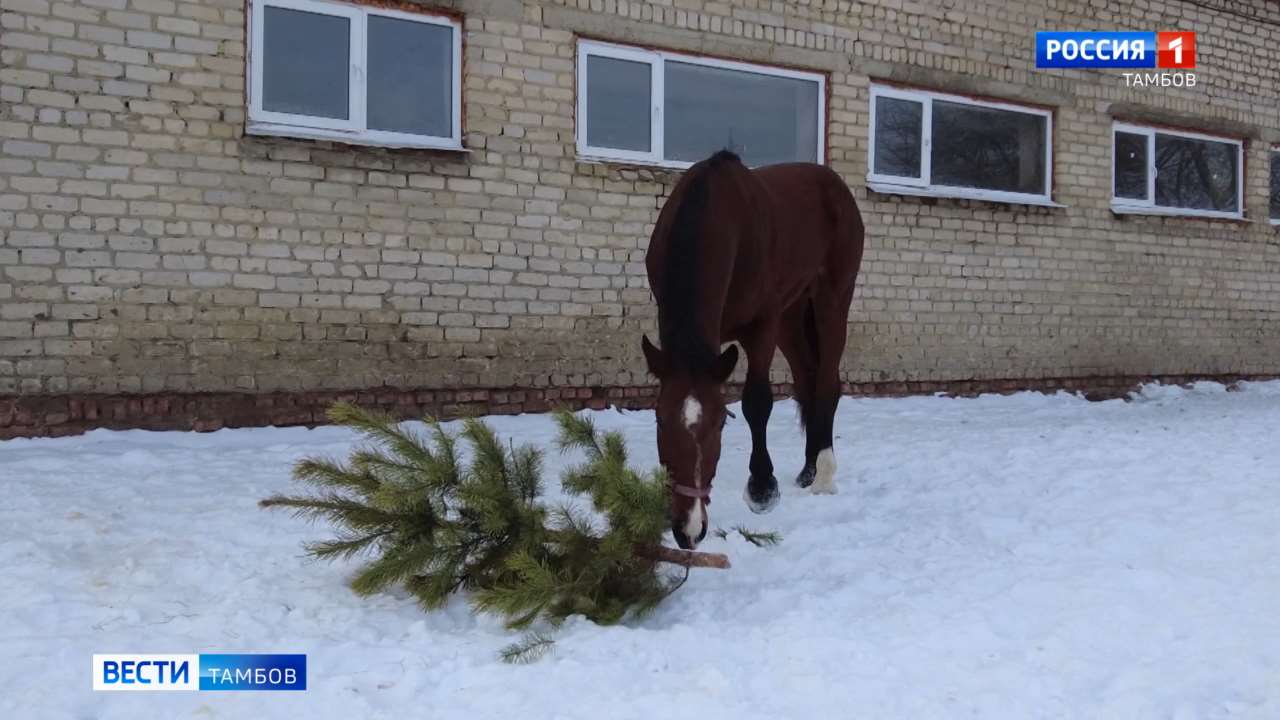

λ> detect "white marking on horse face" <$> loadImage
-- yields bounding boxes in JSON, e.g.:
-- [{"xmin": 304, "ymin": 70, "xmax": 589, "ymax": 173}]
[
  {"xmin": 682, "ymin": 395, "xmax": 702, "ymax": 431},
  {"xmin": 676, "ymin": 396, "xmax": 706, "ymax": 545},
  {"xmin": 682, "ymin": 498, "xmax": 704, "ymax": 546},
  {"xmin": 811, "ymin": 447, "xmax": 838, "ymax": 494}
]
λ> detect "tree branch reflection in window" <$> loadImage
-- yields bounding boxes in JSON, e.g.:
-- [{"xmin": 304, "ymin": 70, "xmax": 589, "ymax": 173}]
[
  {"xmin": 930, "ymin": 101, "xmax": 1046, "ymax": 195},
  {"xmin": 873, "ymin": 96, "xmax": 922, "ymax": 178},
  {"xmin": 1154, "ymin": 134, "xmax": 1238, "ymax": 212},
  {"xmin": 1114, "ymin": 131, "xmax": 1147, "ymax": 200}
]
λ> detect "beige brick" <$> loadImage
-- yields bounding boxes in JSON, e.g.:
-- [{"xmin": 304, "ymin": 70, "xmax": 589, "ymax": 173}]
[{"xmin": 0, "ymin": 0, "xmax": 1276, "ymax": 400}]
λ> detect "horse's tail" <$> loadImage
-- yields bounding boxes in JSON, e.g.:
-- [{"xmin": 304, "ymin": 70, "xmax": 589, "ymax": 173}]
[{"xmin": 795, "ymin": 296, "xmax": 821, "ymax": 429}]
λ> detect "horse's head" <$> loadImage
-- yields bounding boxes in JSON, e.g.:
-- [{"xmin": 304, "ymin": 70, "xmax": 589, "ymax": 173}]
[{"xmin": 642, "ymin": 335, "xmax": 738, "ymax": 549}]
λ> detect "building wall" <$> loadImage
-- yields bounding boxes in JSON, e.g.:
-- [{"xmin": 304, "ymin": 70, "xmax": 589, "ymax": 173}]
[{"xmin": 1, "ymin": 0, "xmax": 1279, "ymax": 432}]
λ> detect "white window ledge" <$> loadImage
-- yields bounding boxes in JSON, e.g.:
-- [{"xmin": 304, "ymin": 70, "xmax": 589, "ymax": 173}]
[
  {"xmin": 1110, "ymin": 203, "xmax": 1244, "ymax": 221},
  {"xmin": 868, "ymin": 181, "xmax": 1065, "ymax": 208},
  {"xmin": 575, "ymin": 153, "xmax": 692, "ymax": 171},
  {"xmin": 246, "ymin": 122, "xmax": 468, "ymax": 152},
  {"xmin": 1269, "ymin": 218, "xmax": 1280, "ymax": 226}
]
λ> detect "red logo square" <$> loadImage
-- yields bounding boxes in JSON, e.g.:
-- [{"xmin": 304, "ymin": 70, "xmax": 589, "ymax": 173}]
[{"xmin": 1157, "ymin": 31, "xmax": 1196, "ymax": 69}]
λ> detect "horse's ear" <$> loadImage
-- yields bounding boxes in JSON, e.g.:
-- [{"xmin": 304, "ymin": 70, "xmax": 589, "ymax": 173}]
[
  {"xmin": 641, "ymin": 335, "xmax": 667, "ymax": 378},
  {"xmin": 712, "ymin": 344, "xmax": 739, "ymax": 383}
]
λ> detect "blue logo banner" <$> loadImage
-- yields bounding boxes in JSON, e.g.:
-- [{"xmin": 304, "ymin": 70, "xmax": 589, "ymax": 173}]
[
  {"xmin": 1036, "ymin": 31, "xmax": 1156, "ymax": 68},
  {"xmin": 198, "ymin": 654, "xmax": 307, "ymax": 691},
  {"xmin": 95, "ymin": 653, "xmax": 306, "ymax": 691}
]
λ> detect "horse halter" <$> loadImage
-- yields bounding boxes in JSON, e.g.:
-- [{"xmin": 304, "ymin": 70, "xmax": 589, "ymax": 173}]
[{"xmin": 672, "ymin": 482, "xmax": 712, "ymax": 501}]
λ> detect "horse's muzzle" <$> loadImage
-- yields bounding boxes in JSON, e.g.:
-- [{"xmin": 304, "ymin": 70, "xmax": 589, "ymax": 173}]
[{"xmin": 671, "ymin": 510, "xmax": 707, "ymax": 550}]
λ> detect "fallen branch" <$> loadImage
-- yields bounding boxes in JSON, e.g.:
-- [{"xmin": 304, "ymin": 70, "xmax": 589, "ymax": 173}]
[{"xmin": 638, "ymin": 543, "xmax": 731, "ymax": 569}]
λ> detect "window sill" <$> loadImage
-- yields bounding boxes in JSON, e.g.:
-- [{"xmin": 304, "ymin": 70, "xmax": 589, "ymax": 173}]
[
  {"xmin": 575, "ymin": 149, "xmax": 825, "ymax": 171},
  {"xmin": 1110, "ymin": 204, "xmax": 1245, "ymax": 221},
  {"xmin": 575, "ymin": 153, "xmax": 693, "ymax": 171},
  {"xmin": 246, "ymin": 122, "xmax": 468, "ymax": 152},
  {"xmin": 867, "ymin": 181, "xmax": 1065, "ymax": 208}
]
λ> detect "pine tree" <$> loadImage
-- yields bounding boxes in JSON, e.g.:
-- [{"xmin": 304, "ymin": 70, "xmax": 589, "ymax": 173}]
[
  {"xmin": 261, "ymin": 404, "xmax": 750, "ymax": 661},
  {"xmin": 261, "ymin": 403, "xmax": 548, "ymax": 610}
]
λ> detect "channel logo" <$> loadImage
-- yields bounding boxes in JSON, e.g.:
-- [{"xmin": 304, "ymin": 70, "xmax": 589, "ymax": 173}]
[
  {"xmin": 1036, "ymin": 31, "xmax": 1196, "ymax": 69},
  {"xmin": 199, "ymin": 654, "xmax": 306, "ymax": 691},
  {"xmin": 1156, "ymin": 32, "xmax": 1195, "ymax": 69},
  {"xmin": 92, "ymin": 654, "xmax": 198, "ymax": 692},
  {"xmin": 93, "ymin": 653, "xmax": 306, "ymax": 692}
]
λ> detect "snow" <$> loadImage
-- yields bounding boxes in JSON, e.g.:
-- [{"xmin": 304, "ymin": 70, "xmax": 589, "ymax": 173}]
[{"xmin": 3, "ymin": 381, "xmax": 1280, "ymax": 719}]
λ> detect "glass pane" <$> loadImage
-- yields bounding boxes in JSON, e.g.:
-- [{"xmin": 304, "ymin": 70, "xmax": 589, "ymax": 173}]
[
  {"xmin": 1154, "ymin": 134, "xmax": 1238, "ymax": 212},
  {"xmin": 664, "ymin": 61, "xmax": 819, "ymax": 166},
  {"xmin": 873, "ymin": 96, "xmax": 922, "ymax": 178},
  {"xmin": 1270, "ymin": 153, "xmax": 1280, "ymax": 220},
  {"xmin": 1114, "ymin": 131, "xmax": 1148, "ymax": 200},
  {"xmin": 586, "ymin": 55, "xmax": 651, "ymax": 152},
  {"xmin": 262, "ymin": 6, "xmax": 349, "ymax": 120},
  {"xmin": 368, "ymin": 16, "xmax": 452, "ymax": 137},
  {"xmin": 930, "ymin": 100, "xmax": 1046, "ymax": 195}
]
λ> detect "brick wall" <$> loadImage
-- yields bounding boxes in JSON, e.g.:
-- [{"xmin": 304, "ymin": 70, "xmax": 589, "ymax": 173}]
[{"xmin": 2, "ymin": 0, "xmax": 1279, "ymax": 435}]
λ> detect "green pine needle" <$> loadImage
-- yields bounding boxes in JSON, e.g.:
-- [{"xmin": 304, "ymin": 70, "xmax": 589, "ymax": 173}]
[
  {"xmin": 553, "ymin": 409, "xmax": 601, "ymax": 457},
  {"xmin": 499, "ymin": 632, "xmax": 556, "ymax": 664},
  {"xmin": 258, "ymin": 494, "xmax": 399, "ymax": 532},
  {"xmin": 733, "ymin": 526, "xmax": 782, "ymax": 547},
  {"xmin": 292, "ymin": 458, "xmax": 381, "ymax": 496},
  {"xmin": 304, "ymin": 531, "xmax": 389, "ymax": 560}
]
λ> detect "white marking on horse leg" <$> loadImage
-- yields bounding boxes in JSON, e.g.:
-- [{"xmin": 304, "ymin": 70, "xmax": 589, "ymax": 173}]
[
  {"xmin": 810, "ymin": 447, "xmax": 837, "ymax": 494},
  {"xmin": 682, "ymin": 395, "xmax": 702, "ymax": 430},
  {"xmin": 682, "ymin": 499, "xmax": 704, "ymax": 545}
]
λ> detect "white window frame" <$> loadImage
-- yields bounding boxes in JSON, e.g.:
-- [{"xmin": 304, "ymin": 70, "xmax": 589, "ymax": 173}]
[
  {"xmin": 575, "ymin": 39, "xmax": 826, "ymax": 169},
  {"xmin": 867, "ymin": 84, "xmax": 1057, "ymax": 207},
  {"xmin": 1270, "ymin": 146, "xmax": 1280, "ymax": 226},
  {"xmin": 1110, "ymin": 122, "xmax": 1244, "ymax": 220},
  {"xmin": 247, "ymin": 0, "xmax": 463, "ymax": 151}
]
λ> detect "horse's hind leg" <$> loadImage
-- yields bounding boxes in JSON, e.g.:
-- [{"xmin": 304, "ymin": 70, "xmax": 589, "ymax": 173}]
[
  {"xmin": 807, "ymin": 290, "xmax": 853, "ymax": 495},
  {"xmin": 740, "ymin": 319, "xmax": 781, "ymax": 514},
  {"xmin": 778, "ymin": 299, "xmax": 819, "ymax": 487}
]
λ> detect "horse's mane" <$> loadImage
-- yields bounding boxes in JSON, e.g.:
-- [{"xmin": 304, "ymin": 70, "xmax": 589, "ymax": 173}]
[{"xmin": 657, "ymin": 149, "xmax": 741, "ymax": 375}]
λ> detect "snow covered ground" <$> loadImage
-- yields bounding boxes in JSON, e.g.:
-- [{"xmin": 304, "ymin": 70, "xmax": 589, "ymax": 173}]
[{"xmin": 2, "ymin": 381, "xmax": 1279, "ymax": 719}]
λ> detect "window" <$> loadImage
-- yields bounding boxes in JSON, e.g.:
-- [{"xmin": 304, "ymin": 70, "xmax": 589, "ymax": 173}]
[
  {"xmin": 1270, "ymin": 149, "xmax": 1280, "ymax": 224},
  {"xmin": 1111, "ymin": 124, "xmax": 1243, "ymax": 219},
  {"xmin": 868, "ymin": 85, "xmax": 1054, "ymax": 205},
  {"xmin": 576, "ymin": 40, "xmax": 825, "ymax": 168},
  {"xmin": 248, "ymin": 0, "xmax": 461, "ymax": 150}
]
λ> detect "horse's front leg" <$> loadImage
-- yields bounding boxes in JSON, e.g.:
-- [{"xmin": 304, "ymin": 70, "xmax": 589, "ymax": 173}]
[{"xmin": 740, "ymin": 324, "xmax": 780, "ymax": 513}]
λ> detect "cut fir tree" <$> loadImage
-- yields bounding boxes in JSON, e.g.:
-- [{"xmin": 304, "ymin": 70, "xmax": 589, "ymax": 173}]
[{"xmin": 261, "ymin": 404, "xmax": 763, "ymax": 661}]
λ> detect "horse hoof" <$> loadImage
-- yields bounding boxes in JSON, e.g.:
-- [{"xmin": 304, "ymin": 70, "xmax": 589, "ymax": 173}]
[
  {"xmin": 809, "ymin": 479, "xmax": 837, "ymax": 495},
  {"xmin": 743, "ymin": 477, "xmax": 780, "ymax": 514},
  {"xmin": 795, "ymin": 465, "xmax": 816, "ymax": 488}
]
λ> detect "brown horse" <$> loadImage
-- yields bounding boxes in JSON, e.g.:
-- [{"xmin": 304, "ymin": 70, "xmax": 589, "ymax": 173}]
[{"xmin": 641, "ymin": 150, "xmax": 865, "ymax": 549}]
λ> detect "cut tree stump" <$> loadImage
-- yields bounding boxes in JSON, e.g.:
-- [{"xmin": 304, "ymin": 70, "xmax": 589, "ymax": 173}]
[{"xmin": 639, "ymin": 544, "xmax": 731, "ymax": 569}]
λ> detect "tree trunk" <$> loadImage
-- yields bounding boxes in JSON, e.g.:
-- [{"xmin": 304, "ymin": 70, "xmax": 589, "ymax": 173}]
[{"xmin": 638, "ymin": 544, "xmax": 731, "ymax": 569}]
